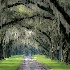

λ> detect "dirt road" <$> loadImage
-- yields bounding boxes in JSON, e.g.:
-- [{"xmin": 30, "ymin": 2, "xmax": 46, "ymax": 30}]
[{"xmin": 18, "ymin": 56, "xmax": 52, "ymax": 70}]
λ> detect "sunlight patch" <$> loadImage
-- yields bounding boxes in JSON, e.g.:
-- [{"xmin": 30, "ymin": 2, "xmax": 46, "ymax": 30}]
[
  {"xmin": 16, "ymin": 5, "xmax": 25, "ymax": 13},
  {"xmin": 34, "ymin": 57, "xmax": 37, "ymax": 59}
]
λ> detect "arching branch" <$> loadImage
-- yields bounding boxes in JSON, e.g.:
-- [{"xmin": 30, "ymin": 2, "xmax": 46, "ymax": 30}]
[{"xmin": 50, "ymin": 0, "xmax": 70, "ymax": 25}]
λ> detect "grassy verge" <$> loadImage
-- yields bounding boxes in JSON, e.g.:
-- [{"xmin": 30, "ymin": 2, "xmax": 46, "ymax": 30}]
[
  {"xmin": 32, "ymin": 55, "xmax": 70, "ymax": 70},
  {"xmin": 0, "ymin": 55, "xmax": 23, "ymax": 70}
]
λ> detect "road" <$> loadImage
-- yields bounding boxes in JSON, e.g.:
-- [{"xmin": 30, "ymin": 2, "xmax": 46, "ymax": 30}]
[{"xmin": 18, "ymin": 56, "xmax": 52, "ymax": 70}]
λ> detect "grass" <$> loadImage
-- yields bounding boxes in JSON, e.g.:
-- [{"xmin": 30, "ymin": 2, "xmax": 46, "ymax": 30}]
[
  {"xmin": 0, "ymin": 55, "xmax": 23, "ymax": 70},
  {"xmin": 32, "ymin": 55, "xmax": 70, "ymax": 70}
]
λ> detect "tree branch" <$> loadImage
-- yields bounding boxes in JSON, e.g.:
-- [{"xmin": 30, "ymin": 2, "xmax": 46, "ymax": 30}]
[{"xmin": 50, "ymin": 0, "xmax": 70, "ymax": 25}]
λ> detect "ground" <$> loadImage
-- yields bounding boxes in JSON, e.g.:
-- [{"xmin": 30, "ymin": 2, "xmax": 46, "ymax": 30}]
[
  {"xmin": 0, "ymin": 55, "xmax": 70, "ymax": 70},
  {"xmin": 32, "ymin": 55, "xmax": 70, "ymax": 70},
  {"xmin": 18, "ymin": 56, "xmax": 51, "ymax": 70},
  {"xmin": 0, "ymin": 55, "xmax": 23, "ymax": 70}
]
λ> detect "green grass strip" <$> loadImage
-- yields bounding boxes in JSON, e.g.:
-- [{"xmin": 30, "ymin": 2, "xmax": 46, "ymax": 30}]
[
  {"xmin": 32, "ymin": 55, "xmax": 70, "ymax": 70},
  {"xmin": 0, "ymin": 55, "xmax": 23, "ymax": 70}
]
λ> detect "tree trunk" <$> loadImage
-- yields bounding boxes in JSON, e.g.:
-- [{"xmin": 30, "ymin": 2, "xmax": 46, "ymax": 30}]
[{"xmin": 0, "ymin": 39, "xmax": 4, "ymax": 59}]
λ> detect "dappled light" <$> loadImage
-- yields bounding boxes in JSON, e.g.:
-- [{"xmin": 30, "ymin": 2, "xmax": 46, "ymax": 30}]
[{"xmin": 0, "ymin": 0, "xmax": 70, "ymax": 70}]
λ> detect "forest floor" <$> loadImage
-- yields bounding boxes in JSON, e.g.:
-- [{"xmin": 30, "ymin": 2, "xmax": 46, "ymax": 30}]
[{"xmin": 18, "ymin": 56, "xmax": 51, "ymax": 70}]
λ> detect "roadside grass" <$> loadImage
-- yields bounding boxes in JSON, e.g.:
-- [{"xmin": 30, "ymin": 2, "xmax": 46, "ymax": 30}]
[
  {"xmin": 0, "ymin": 55, "xmax": 23, "ymax": 70},
  {"xmin": 32, "ymin": 55, "xmax": 70, "ymax": 70}
]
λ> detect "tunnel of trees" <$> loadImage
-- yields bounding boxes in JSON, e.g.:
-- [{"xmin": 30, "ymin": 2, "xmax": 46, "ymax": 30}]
[{"xmin": 0, "ymin": 0, "xmax": 70, "ymax": 64}]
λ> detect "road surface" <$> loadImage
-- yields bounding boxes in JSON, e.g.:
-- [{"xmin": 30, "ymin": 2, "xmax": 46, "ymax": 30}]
[{"xmin": 18, "ymin": 56, "xmax": 52, "ymax": 70}]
